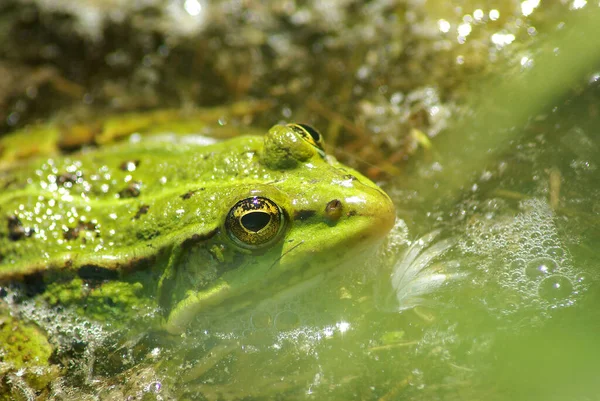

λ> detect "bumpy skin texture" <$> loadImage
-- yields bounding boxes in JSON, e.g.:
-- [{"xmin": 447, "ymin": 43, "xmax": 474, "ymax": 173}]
[{"xmin": 0, "ymin": 124, "xmax": 395, "ymax": 334}]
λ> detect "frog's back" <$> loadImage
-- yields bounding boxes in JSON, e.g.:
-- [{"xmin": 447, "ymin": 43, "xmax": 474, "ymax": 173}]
[{"xmin": 0, "ymin": 135, "xmax": 263, "ymax": 279}]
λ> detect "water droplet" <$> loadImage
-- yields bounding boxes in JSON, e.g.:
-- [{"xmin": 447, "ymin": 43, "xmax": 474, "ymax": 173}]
[
  {"xmin": 538, "ymin": 275, "xmax": 573, "ymax": 301},
  {"xmin": 526, "ymin": 257, "xmax": 559, "ymax": 279}
]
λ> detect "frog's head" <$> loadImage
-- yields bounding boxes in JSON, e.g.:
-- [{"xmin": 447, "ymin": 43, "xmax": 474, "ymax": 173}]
[
  {"xmin": 165, "ymin": 124, "xmax": 395, "ymax": 333},
  {"xmin": 256, "ymin": 122, "xmax": 396, "ymax": 258}
]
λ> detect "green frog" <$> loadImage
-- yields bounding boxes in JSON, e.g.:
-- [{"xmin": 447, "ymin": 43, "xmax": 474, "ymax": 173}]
[{"xmin": 0, "ymin": 111, "xmax": 395, "ymax": 381}]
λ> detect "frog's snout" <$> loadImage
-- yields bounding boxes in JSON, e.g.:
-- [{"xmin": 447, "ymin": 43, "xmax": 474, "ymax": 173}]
[
  {"xmin": 335, "ymin": 185, "xmax": 396, "ymax": 242},
  {"xmin": 371, "ymin": 194, "xmax": 396, "ymax": 238},
  {"xmin": 361, "ymin": 193, "xmax": 396, "ymax": 239}
]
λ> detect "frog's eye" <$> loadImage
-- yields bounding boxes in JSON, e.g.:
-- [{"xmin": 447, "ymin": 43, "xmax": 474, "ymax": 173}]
[
  {"xmin": 287, "ymin": 123, "xmax": 325, "ymax": 152},
  {"xmin": 226, "ymin": 197, "xmax": 287, "ymax": 250}
]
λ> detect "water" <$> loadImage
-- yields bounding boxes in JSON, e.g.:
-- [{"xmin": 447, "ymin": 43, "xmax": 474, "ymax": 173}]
[
  {"xmin": 1, "ymin": 1, "xmax": 600, "ymax": 400},
  {"xmin": 366, "ymin": 88, "xmax": 600, "ymax": 401}
]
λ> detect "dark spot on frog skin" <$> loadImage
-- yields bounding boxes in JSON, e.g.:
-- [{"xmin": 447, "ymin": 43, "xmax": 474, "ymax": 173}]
[
  {"xmin": 181, "ymin": 229, "xmax": 219, "ymax": 249},
  {"xmin": 0, "ymin": 287, "xmax": 7, "ymax": 298},
  {"xmin": 133, "ymin": 205, "xmax": 150, "ymax": 220},
  {"xmin": 136, "ymin": 228, "xmax": 160, "ymax": 241},
  {"xmin": 57, "ymin": 173, "xmax": 79, "ymax": 186},
  {"xmin": 181, "ymin": 191, "xmax": 194, "ymax": 200},
  {"xmin": 78, "ymin": 265, "xmax": 119, "ymax": 281},
  {"xmin": 347, "ymin": 210, "xmax": 357, "ymax": 217},
  {"xmin": 181, "ymin": 188, "xmax": 205, "ymax": 200},
  {"xmin": 343, "ymin": 174, "xmax": 359, "ymax": 182},
  {"xmin": 63, "ymin": 227, "xmax": 78, "ymax": 241},
  {"xmin": 119, "ymin": 160, "xmax": 140, "ymax": 172},
  {"xmin": 294, "ymin": 210, "xmax": 316, "ymax": 221},
  {"xmin": 77, "ymin": 256, "xmax": 157, "ymax": 281},
  {"xmin": 325, "ymin": 199, "xmax": 343, "ymax": 223},
  {"xmin": 22, "ymin": 273, "xmax": 46, "ymax": 297},
  {"xmin": 64, "ymin": 221, "xmax": 97, "ymax": 241},
  {"xmin": 118, "ymin": 181, "xmax": 142, "ymax": 198},
  {"xmin": 58, "ymin": 122, "xmax": 101, "ymax": 152},
  {"xmin": 1, "ymin": 177, "xmax": 18, "ymax": 190},
  {"xmin": 7, "ymin": 214, "xmax": 32, "ymax": 241}
]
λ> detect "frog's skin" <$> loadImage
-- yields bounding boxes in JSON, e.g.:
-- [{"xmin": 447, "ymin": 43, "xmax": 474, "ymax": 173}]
[{"xmin": 0, "ymin": 121, "xmax": 395, "ymax": 347}]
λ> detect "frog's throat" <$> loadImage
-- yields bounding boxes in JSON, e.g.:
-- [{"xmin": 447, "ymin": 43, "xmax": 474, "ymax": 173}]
[
  {"xmin": 163, "ymin": 234, "xmax": 385, "ymax": 335},
  {"xmin": 165, "ymin": 279, "xmax": 232, "ymax": 334}
]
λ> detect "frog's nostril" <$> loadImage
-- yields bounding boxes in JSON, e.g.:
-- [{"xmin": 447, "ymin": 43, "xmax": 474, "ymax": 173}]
[{"xmin": 325, "ymin": 199, "xmax": 343, "ymax": 223}]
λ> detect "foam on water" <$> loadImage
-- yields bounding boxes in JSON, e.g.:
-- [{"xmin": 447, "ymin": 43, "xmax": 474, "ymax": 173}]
[{"xmin": 458, "ymin": 197, "xmax": 585, "ymax": 314}]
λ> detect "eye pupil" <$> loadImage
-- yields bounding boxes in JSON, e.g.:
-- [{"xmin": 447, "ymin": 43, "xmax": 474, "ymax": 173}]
[
  {"xmin": 241, "ymin": 212, "xmax": 270, "ymax": 232},
  {"xmin": 287, "ymin": 123, "xmax": 325, "ymax": 152},
  {"xmin": 297, "ymin": 123, "xmax": 321, "ymax": 142},
  {"xmin": 225, "ymin": 196, "xmax": 287, "ymax": 250}
]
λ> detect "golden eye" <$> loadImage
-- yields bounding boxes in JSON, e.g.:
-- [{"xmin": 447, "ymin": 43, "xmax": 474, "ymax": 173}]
[
  {"xmin": 287, "ymin": 123, "xmax": 325, "ymax": 152},
  {"xmin": 225, "ymin": 197, "xmax": 286, "ymax": 250}
]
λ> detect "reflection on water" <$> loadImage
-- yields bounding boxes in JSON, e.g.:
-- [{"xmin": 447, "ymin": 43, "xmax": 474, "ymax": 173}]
[{"xmin": 391, "ymin": 230, "xmax": 460, "ymax": 310}]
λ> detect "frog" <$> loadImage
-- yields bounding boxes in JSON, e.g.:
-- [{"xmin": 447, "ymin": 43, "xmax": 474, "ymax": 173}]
[{"xmin": 0, "ymin": 112, "xmax": 396, "ymax": 388}]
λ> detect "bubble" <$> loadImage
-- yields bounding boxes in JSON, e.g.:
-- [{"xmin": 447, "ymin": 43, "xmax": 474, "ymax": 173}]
[
  {"xmin": 538, "ymin": 275, "xmax": 573, "ymax": 301},
  {"xmin": 509, "ymin": 271, "xmax": 521, "ymax": 282},
  {"xmin": 575, "ymin": 273, "xmax": 591, "ymax": 283},
  {"xmin": 529, "ymin": 246, "xmax": 543, "ymax": 256},
  {"xmin": 250, "ymin": 310, "xmax": 273, "ymax": 329},
  {"xmin": 542, "ymin": 239, "xmax": 555, "ymax": 247},
  {"xmin": 146, "ymin": 381, "xmax": 162, "ymax": 393},
  {"xmin": 546, "ymin": 246, "xmax": 565, "ymax": 259},
  {"xmin": 462, "ymin": 239, "xmax": 476, "ymax": 251},
  {"xmin": 509, "ymin": 258, "xmax": 525, "ymax": 270},
  {"xmin": 525, "ymin": 257, "xmax": 559, "ymax": 279},
  {"xmin": 274, "ymin": 310, "xmax": 300, "ymax": 330}
]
